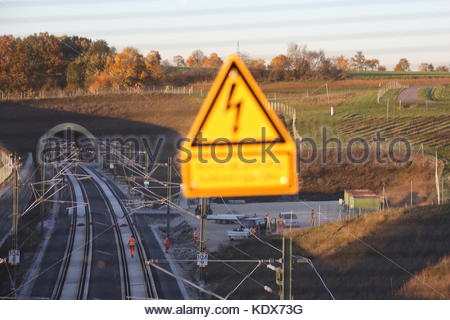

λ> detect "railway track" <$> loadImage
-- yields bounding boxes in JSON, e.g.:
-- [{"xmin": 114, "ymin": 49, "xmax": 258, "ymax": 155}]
[
  {"xmin": 52, "ymin": 167, "xmax": 92, "ymax": 299},
  {"xmin": 51, "ymin": 164, "xmax": 157, "ymax": 299},
  {"xmin": 79, "ymin": 165, "xmax": 157, "ymax": 299}
]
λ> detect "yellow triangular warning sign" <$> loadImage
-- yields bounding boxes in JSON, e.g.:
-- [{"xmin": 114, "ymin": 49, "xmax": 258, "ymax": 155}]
[
  {"xmin": 189, "ymin": 54, "xmax": 292, "ymax": 146},
  {"xmin": 180, "ymin": 54, "xmax": 299, "ymax": 198}
]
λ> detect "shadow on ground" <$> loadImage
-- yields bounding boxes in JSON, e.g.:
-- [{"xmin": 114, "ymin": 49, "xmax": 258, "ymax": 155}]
[
  {"xmin": 293, "ymin": 204, "xmax": 450, "ymax": 299},
  {"xmin": 0, "ymin": 101, "xmax": 181, "ymax": 160}
]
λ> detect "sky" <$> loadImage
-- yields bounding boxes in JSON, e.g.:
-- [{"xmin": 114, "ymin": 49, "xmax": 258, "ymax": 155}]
[{"xmin": 1, "ymin": 0, "xmax": 450, "ymax": 69}]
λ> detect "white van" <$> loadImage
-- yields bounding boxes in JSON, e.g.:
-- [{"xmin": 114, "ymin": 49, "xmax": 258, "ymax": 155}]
[{"xmin": 279, "ymin": 212, "xmax": 300, "ymax": 227}]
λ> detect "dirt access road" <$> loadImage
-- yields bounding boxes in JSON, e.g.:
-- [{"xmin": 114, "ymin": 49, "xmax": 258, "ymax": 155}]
[{"xmin": 397, "ymin": 85, "xmax": 436, "ymax": 104}]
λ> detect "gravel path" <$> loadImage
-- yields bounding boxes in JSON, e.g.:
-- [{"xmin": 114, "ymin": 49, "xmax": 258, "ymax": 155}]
[{"xmin": 397, "ymin": 85, "xmax": 437, "ymax": 104}]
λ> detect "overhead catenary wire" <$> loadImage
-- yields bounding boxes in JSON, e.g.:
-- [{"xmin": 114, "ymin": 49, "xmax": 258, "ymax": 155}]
[
  {"xmin": 317, "ymin": 213, "xmax": 448, "ymax": 299},
  {"xmin": 224, "ymin": 261, "xmax": 262, "ymax": 300},
  {"xmin": 146, "ymin": 261, "xmax": 225, "ymax": 300},
  {"xmin": 108, "ymin": 145, "xmax": 337, "ymax": 299},
  {"xmin": 306, "ymin": 258, "xmax": 335, "ymax": 300},
  {"xmin": 218, "ymin": 196, "xmax": 337, "ymax": 299},
  {"xmin": 6, "ymin": 199, "xmax": 124, "ymax": 298},
  {"xmin": 4, "ymin": 150, "xmax": 108, "ymax": 297},
  {"xmin": 207, "ymin": 251, "xmax": 277, "ymax": 297},
  {"xmin": 104, "ymin": 146, "xmax": 285, "ymax": 298},
  {"xmin": 21, "ymin": 152, "xmax": 81, "ymax": 216},
  {"xmin": 97, "ymin": 128, "xmax": 448, "ymax": 300}
]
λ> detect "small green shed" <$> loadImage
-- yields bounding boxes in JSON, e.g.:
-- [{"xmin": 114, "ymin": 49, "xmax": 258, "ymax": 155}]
[
  {"xmin": 344, "ymin": 189, "xmax": 371, "ymax": 205},
  {"xmin": 344, "ymin": 189, "xmax": 380, "ymax": 211}
]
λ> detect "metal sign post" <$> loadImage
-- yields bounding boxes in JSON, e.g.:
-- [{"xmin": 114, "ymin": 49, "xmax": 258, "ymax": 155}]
[{"xmin": 199, "ymin": 197, "xmax": 208, "ymax": 284}]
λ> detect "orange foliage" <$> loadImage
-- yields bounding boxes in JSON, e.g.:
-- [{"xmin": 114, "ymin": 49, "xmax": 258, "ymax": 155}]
[
  {"xmin": 334, "ymin": 56, "xmax": 349, "ymax": 71},
  {"xmin": 202, "ymin": 52, "xmax": 222, "ymax": 68},
  {"xmin": 145, "ymin": 50, "xmax": 164, "ymax": 81},
  {"xmin": 186, "ymin": 50, "xmax": 206, "ymax": 67},
  {"xmin": 107, "ymin": 47, "xmax": 146, "ymax": 88},
  {"xmin": 88, "ymin": 71, "xmax": 111, "ymax": 93}
]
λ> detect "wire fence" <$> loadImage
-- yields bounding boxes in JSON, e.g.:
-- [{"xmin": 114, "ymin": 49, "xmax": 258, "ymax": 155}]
[
  {"xmin": 0, "ymin": 85, "xmax": 205, "ymax": 102},
  {"xmin": 376, "ymin": 80, "xmax": 408, "ymax": 103}
]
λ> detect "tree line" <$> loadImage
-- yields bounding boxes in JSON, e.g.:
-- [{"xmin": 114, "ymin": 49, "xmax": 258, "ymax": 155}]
[{"xmin": 1, "ymin": 33, "xmax": 449, "ymax": 95}]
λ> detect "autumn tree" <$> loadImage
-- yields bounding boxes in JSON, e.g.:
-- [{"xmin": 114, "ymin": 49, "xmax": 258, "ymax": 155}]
[
  {"xmin": 107, "ymin": 47, "xmax": 146, "ymax": 88},
  {"xmin": 269, "ymin": 54, "xmax": 290, "ymax": 80},
  {"xmin": 286, "ymin": 43, "xmax": 341, "ymax": 79},
  {"xmin": 287, "ymin": 43, "xmax": 310, "ymax": 79},
  {"xmin": 248, "ymin": 58, "xmax": 265, "ymax": 70},
  {"xmin": 144, "ymin": 50, "xmax": 164, "ymax": 83},
  {"xmin": 364, "ymin": 58, "xmax": 379, "ymax": 71},
  {"xmin": 186, "ymin": 50, "xmax": 206, "ymax": 67},
  {"xmin": 83, "ymin": 40, "xmax": 115, "ymax": 87},
  {"xmin": 435, "ymin": 65, "xmax": 449, "ymax": 72},
  {"xmin": 419, "ymin": 63, "xmax": 434, "ymax": 72},
  {"xmin": 66, "ymin": 57, "xmax": 86, "ymax": 89},
  {"xmin": 173, "ymin": 55, "xmax": 185, "ymax": 67},
  {"xmin": 203, "ymin": 52, "xmax": 222, "ymax": 68},
  {"xmin": 67, "ymin": 40, "xmax": 115, "ymax": 89},
  {"xmin": 233, "ymin": 53, "xmax": 250, "ymax": 66},
  {"xmin": 0, "ymin": 35, "xmax": 29, "ymax": 93},
  {"xmin": 394, "ymin": 58, "xmax": 410, "ymax": 72},
  {"xmin": 161, "ymin": 59, "xmax": 171, "ymax": 67},
  {"xmin": 20, "ymin": 33, "xmax": 68, "ymax": 90},
  {"xmin": 419, "ymin": 63, "xmax": 428, "ymax": 72},
  {"xmin": 377, "ymin": 65, "xmax": 387, "ymax": 71},
  {"xmin": 88, "ymin": 71, "xmax": 111, "ymax": 92},
  {"xmin": 304, "ymin": 49, "xmax": 326, "ymax": 75},
  {"xmin": 350, "ymin": 51, "xmax": 366, "ymax": 71},
  {"xmin": 318, "ymin": 58, "xmax": 345, "ymax": 79},
  {"xmin": 245, "ymin": 58, "xmax": 265, "ymax": 79},
  {"xmin": 334, "ymin": 56, "xmax": 349, "ymax": 71},
  {"xmin": 60, "ymin": 36, "xmax": 91, "ymax": 61}
]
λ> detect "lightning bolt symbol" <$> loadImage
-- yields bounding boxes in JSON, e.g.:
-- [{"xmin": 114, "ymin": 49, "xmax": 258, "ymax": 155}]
[{"xmin": 226, "ymin": 82, "xmax": 241, "ymax": 133}]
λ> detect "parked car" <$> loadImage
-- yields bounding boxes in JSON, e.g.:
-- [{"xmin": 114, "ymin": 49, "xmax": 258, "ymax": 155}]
[
  {"xmin": 279, "ymin": 212, "xmax": 300, "ymax": 227},
  {"xmin": 227, "ymin": 226, "xmax": 251, "ymax": 240},
  {"xmin": 238, "ymin": 217, "xmax": 266, "ymax": 229}
]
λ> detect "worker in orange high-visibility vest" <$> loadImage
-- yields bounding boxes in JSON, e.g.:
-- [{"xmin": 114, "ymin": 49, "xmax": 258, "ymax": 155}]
[
  {"xmin": 164, "ymin": 236, "xmax": 171, "ymax": 253},
  {"xmin": 128, "ymin": 236, "xmax": 136, "ymax": 258},
  {"xmin": 277, "ymin": 217, "xmax": 284, "ymax": 232},
  {"xmin": 193, "ymin": 229, "xmax": 199, "ymax": 247},
  {"xmin": 251, "ymin": 227, "xmax": 257, "ymax": 236}
]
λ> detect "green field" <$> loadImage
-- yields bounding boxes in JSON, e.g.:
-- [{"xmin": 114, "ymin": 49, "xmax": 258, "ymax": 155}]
[
  {"xmin": 266, "ymin": 82, "xmax": 450, "ymax": 155},
  {"xmin": 264, "ymin": 79, "xmax": 450, "ymax": 202},
  {"xmin": 420, "ymin": 85, "xmax": 450, "ymax": 101}
]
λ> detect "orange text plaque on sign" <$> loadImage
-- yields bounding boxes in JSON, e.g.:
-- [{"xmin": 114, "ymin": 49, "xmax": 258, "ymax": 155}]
[{"xmin": 180, "ymin": 54, "xmax": 298, "ymax": 198}]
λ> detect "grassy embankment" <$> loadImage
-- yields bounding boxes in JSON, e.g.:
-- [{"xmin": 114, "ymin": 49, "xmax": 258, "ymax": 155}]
[
  {"xmin": 419, "ymin": 85, "xmax": 450, "ymax": 102},
  {"xmin": 207, "ymin": 203, "xmax": 450, "ymax": 299},
  {"xmin": 261, "ymin": 78, "xmax": 449, "ymax": 203}
]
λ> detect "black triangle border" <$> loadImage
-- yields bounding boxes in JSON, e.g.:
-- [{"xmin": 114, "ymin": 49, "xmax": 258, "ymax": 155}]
[{"xmin": 191, "ymin": 61, "xmax": 286, "ymax": 147}]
